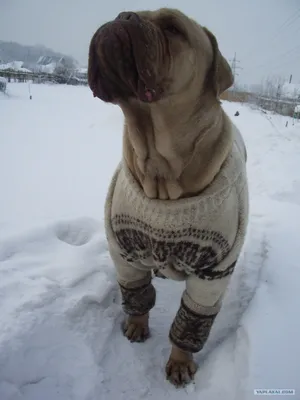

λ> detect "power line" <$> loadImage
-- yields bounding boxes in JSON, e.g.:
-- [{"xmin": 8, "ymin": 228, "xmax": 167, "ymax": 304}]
[
  {"xmin": 247, "ymin": 43, "xmax": 300, "ymax": 71},
  {"xmin": 242, "ymin": 6, "xmax": 300, "ymax": 62},
  {"xmin": 260, "ymin": 53, "xmax": 300, "ymax": 72},
  {"xmin": 273, "ymin": 8, "xmax": 300, "ymax": 36}
]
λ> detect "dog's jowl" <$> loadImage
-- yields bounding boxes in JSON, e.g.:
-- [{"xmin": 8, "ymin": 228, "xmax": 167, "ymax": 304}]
[{"xmin": 88, "ymin": 7, "xmax": 249, "ymax": 387}]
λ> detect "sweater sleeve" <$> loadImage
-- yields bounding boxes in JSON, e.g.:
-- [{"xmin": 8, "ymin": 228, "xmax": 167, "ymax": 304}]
[
  {"xmin": 169, "ymin": 264, "xmax": 235, "ymax": 353},
  {"xmin": 104, "ymin": 163, "xmax": 156, "ymax": 316},
  {"xmin": 109, "ymin": 245, "xmax": 156, "ymax": 316}
]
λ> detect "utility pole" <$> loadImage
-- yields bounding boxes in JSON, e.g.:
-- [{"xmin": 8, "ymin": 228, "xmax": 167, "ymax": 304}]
[
  {"xmin": 229, "ymin": 52, "xmax": 243, "ymax": 90},
  {"xmin": 229, "ymin": 52, "xmax": 243, "ymax": 101},
  {"xmin": 275, "ymin": 83, "xmax": 282, "ymax": 113},
  {"xmin": 289, "ymin": 74, "xmax": 293, "ymax": 84}
]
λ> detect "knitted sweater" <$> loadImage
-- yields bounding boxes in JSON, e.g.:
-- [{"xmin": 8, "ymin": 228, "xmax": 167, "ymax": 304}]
[
  {"xmin": 105, "ymin": 128, "xmax": 248, "ymax": 285},
  {"xmin": 104, "ymin": 126, "xmax": 248, "ymax": 353}
]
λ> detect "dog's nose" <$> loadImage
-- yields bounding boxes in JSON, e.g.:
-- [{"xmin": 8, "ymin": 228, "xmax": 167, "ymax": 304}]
[{"xmin": 116, "ymin": 11, "xmax": 140, "ymax": 22}]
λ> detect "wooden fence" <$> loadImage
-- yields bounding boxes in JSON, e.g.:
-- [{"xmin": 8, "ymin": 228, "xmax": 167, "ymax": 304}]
[{"xmin": 0, "ymin": 69, "xmax": 87, "ymax": 86}]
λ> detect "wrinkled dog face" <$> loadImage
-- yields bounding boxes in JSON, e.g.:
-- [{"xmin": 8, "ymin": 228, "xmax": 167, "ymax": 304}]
[{"xmin": 88, "ymin": 8, "xmax": 233, "ymax": 104}]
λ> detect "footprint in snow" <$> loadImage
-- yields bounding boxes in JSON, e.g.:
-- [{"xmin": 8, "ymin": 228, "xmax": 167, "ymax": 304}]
[{"xmin": 54, "ymin": 217, "xmax": 100, "ymax": 246}]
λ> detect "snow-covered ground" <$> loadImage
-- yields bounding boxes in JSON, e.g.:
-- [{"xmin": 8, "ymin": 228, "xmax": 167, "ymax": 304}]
[{"xmin": 1, "ymin": 83, "xmax": 300, "ymax": 400}]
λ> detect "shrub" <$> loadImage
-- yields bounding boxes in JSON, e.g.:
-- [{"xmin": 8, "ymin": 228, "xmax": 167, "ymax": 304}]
[{"xmin": 0, "ymin": 77, "xmax": 7, "ymax": 93}]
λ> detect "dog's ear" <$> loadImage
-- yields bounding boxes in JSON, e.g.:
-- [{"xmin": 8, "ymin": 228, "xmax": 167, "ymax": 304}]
[{"xmin": 203, "ymin": 27, "xmax": 234, "ymax": 97}]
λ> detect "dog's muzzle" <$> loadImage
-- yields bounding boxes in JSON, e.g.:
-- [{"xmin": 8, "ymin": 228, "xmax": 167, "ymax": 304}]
[{"xmin": 88, "ymin": 11, "xmax": 164, "ymax": 103}]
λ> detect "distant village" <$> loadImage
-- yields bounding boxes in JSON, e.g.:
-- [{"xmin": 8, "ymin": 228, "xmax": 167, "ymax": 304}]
[
  {"xmin": 0, "ymin": 52, "xmax": 299, "ymax": 120},
  {"xmin": 0, "ymin": 55, "xmax": 87, "ymax": 86}
]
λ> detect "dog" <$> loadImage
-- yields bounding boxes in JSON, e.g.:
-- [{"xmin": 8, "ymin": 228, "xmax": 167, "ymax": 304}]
[{"xmin": 88, "ymin": 8, "xmax": 249, "ymax": 387}]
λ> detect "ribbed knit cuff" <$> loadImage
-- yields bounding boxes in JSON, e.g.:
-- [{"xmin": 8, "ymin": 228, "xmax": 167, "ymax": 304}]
[
  {"xmin": 169, "ymin": 299, "xmax": 218, "ymax": 353},
  {"xmin": 119, "ymin": 280, "xmax": 156, "ymax": 316}
]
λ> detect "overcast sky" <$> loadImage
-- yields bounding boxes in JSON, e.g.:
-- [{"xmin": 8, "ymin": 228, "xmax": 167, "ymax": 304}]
[{"xmin": 1, "ymin": 0, "xmax": 300, "ymax": 85}]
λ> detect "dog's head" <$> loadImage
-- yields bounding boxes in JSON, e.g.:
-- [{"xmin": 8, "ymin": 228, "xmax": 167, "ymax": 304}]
[{"xmin": 88, "ymin": 8, "xmax": 233, "ymax": 104}]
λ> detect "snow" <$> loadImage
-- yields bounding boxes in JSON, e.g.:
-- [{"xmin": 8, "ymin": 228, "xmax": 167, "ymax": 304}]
[
  {"xmin": 0, "ymin": 61, "xmax": 31, "ymax": 73},
  {"xmin": 35, "ymin": 62, "xmax": 57, "ymax": 74},
  {"xmin": 35, "ymin": 56, "xmax": 58, "ymax": 74},
  {"xmin": 0, "ymin": 76, "xmax": 7, "ymax": 83},
  {"xmin": 37, "ymin": 55, "xmax": 46, "ymax": 64},
  {"xmin": 1, "ymin": 83, "xmax": 300, "ymax": 400},
  {"xmin": 36, "ymin": 56, "xmax": 54, "ymax": 65},
  {"xmin": 294, "ymin": 104, "xmax": 300, "ymax": 113},
  {"xmin": 76, "ymin": 67, "xmax": 88, "ymax": 74},
  {"xmin": 282, "ymin": 82, "xmax": 300, "ymax": 99}
]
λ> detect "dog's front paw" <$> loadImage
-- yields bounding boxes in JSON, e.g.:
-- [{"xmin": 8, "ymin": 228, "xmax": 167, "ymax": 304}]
[
  {"xmin": 122, "ymin": 314, "xmax": 150, "ymax": 343},
  {"xmin": 166, "ymin": 358, "xmax": 197, "ymax": 387},
  {"xmin": 165, "ymin": 347, "xmax": 197, "ymax": 387}
]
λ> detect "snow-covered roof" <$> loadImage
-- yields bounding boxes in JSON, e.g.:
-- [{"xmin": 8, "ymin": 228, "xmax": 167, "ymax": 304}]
[
  {"xmin": 37, "ymin": 55, "xmax": 54, "ymax": 65},
  {"xmin": 71, "ymin": 76, "xmax": 88, "ymax": 82},
  {"xmin": 282, "ymin": 83, "xmax": 300, "ymax": 99},
  {"xmin": 0, "ymin": 61, "xmax": 32, "ymax": 72},
  {"xmin": 76, "ymin": 67, "xmax": 87, "ymax": 74},
  {"xmin": 36, "ymin": 62, "xmax": 57, "ymax": 74}
]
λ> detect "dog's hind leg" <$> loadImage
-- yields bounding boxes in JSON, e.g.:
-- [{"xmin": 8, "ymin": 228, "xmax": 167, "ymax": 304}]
[{"xmin": 110, "ymin": 247, "xmax": 156, "ymax": 342}]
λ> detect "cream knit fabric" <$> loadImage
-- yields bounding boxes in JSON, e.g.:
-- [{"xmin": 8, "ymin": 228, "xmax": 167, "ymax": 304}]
[{"xmin": 104, "ymin": 125, "xmax": 249, "ymax": 352}]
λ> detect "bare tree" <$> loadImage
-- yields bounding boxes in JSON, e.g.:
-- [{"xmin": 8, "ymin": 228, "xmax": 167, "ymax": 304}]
[
  {"xmin": 54, "ymin": 58, "xmax": 76, "ymax": 84},
  {"xmin": 259, "ymin": 75, "xmax": 285, "ymax": 99}
]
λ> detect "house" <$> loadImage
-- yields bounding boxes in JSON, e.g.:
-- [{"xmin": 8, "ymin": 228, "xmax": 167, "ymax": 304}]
[
  {"xmin": 282, "ymin": 83, "xmax": 300, "ymax": 100},
  {"xmin": 294, "ymin": 104, "xmax": 300, "ymax": 119},
  {"xmin": 0, "ymin": 61, "xmax": 31, "ymax": 73}
]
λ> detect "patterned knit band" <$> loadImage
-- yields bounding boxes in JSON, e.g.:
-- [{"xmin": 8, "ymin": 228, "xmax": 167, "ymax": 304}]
[
  {"xmin": 119, "ymin": 280, "xmax": 156, "ymax": 316},
  {"xmin": 169, "ymin": 299, "xmax": 218, "ymax": 353}
]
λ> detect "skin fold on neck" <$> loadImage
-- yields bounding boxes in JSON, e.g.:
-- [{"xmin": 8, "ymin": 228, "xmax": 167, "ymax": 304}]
[{"xmin": 121, "ymin": 94, "xmax": 233, "ymax": 200}]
